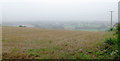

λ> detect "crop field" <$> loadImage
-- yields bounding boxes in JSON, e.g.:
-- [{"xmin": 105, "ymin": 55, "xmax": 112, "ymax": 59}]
[{"xmin": 2, "ymin": 26, "xmax": 113, "ymax": 59}]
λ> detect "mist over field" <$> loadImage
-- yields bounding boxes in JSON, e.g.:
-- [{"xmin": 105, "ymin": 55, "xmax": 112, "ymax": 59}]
[
  {"xmin": 2, "ymin": 0, "xmax": 118, "ymax": 31},
  {"xmin": 2, "ymin": 21, "xmax": 117, "ymax": 31}
]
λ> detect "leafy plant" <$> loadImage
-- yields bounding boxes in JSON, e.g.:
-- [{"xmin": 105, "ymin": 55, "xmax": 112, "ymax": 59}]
[
  {"xmin": 104, "ymin": 38, "xmax": 114, "ymax": 45},
  {"xmin": 109, "ymin": 27, "xmax": 114, "ymax": 31}
]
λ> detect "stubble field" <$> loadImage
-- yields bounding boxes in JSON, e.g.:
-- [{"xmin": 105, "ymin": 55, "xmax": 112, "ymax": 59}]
[{"xmin": 2, "ymin": 26, "xmax": 112, "ymax": 59}]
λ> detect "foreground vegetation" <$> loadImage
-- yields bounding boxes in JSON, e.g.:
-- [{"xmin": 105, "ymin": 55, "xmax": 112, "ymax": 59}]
[
  {"xmin": 96, "ymin": 23, "xmax": 120, "ymax": 60},
  {"xmin": 2, "ymin": 26, "xmax": 119, "ymax": 59}
]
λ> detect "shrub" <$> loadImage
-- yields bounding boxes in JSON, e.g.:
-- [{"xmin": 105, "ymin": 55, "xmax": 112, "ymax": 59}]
[
  {"xmin": 19, "ymin": 25, "xmax": 26, "ymax": 27},
  {"xmin": 116, "ymin": 23, "xmax": 120, "ymax": 58},
  {"xmin": 104, "ymin": 38, "xmax": 114, "ymax": 45},
  {"xmin": 110, "ymin": 27, "xmax": 114, "ymax": 31},
  {"xmin": 101, "ymin": 23, "xmax": 120, "ymax": 59},
  {"xmin": 19, "ymin": 25, "xmax": 24, "ymax": 27}
]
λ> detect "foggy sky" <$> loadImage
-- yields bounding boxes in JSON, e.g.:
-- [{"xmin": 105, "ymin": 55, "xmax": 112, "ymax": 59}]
[{"xmin": 1, "ymin": 0, "xmax": 119, "ymax": 23}]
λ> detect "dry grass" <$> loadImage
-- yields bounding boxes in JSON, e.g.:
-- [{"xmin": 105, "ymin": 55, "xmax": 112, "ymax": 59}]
[{"xmin": 2, "ymin": 26, "xmax": 111, "ymax": 59}]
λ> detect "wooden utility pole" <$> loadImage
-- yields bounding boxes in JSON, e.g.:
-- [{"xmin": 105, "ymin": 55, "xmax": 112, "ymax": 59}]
[{"xmin": 110, "ymin": 11, "xmax": 113, "ymax": 28}]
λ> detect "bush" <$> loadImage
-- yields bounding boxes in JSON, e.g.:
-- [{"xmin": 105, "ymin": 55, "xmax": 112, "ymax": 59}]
[
  {"xmin": 104, "ymin": 38, "xmax": 114, "ymax": 45},
  {"xmin": 116, "ymin": 23, "xmax": 120, "ymax": 58},
  {"xmin": 19, "ymin": 25, "xmax": 26, "ymax": 27},
  {"xmin": 101, "ymin": 23, "xmax": 120, "ymax": 59},
  {"xmin": 110, "ymin": 28, "xmax": 114, "ymax": 31},
  {"xmin": 116, "ymin": 23, "xmax": 120, "ymax": 31}
]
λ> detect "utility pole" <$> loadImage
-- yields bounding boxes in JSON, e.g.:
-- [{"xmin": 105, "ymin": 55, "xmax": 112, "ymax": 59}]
[{"xmin": 110, "ymin": 11, "xmax": 113, "ymax": 28}]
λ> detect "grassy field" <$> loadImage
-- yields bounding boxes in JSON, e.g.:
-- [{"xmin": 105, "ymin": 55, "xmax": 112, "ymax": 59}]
[{"xmin": 2, "ymin": 26, "xmax": 113, "ymax": 59}]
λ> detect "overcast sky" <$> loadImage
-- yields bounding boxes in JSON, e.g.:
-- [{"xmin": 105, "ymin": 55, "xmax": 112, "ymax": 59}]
[{"xmin": 1, "ymin": 0, "xmax": 120, "ymax": 23}]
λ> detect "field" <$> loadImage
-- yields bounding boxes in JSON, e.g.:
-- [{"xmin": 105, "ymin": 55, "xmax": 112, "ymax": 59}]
[{"xmin": 2, "ymin": 26, "xmax": 112, "ymax": 59}]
